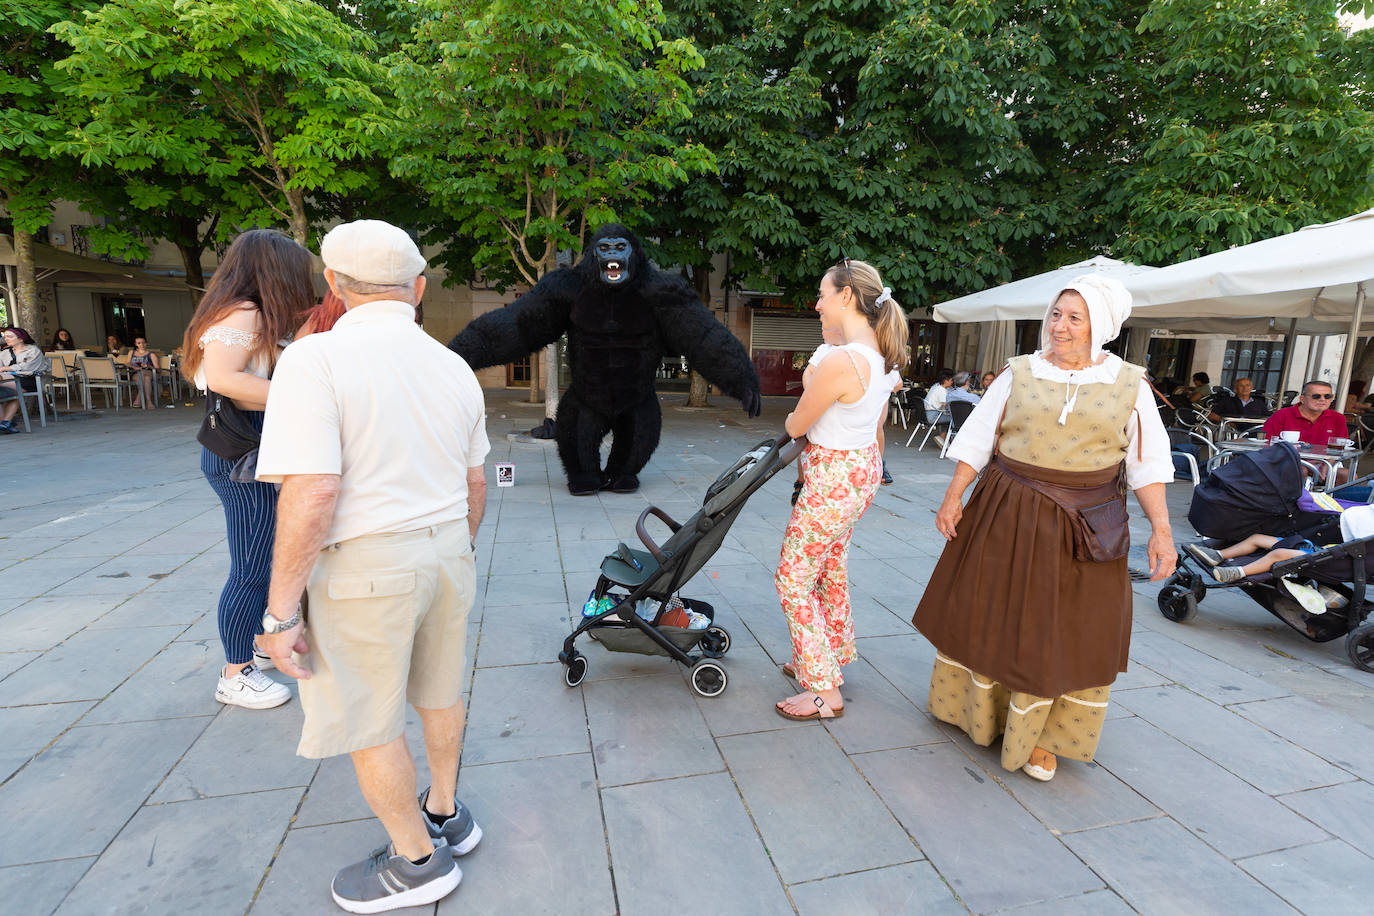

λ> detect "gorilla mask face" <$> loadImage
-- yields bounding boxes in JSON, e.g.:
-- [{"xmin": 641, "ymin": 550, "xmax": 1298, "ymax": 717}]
[{"xmin": 595, "ymin": 236, "xmax": 632, "ymax": 285}]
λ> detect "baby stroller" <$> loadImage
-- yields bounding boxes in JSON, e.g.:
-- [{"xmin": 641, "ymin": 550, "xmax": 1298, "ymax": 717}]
[
  {"xmin": 559, "ymin": 435, "xmax": 806, "ymax": 696},
  {"xmin": 1158, "ymin": 441, "xmax": 1374, "ymax": 671}
]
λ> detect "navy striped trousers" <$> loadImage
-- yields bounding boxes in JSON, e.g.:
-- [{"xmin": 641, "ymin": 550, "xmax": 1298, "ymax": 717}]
[{"xmin": 201, "ymin": 411, "xmax": 276, "ymax": 666}]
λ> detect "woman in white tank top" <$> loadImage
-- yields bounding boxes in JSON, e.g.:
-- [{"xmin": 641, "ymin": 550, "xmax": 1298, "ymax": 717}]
[{"xmin": 774, "ymin": 259, "xmax": 909, "ymax": 721}]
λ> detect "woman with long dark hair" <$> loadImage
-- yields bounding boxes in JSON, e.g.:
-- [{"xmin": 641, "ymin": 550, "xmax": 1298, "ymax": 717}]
[{"xmin": 182, "ymin": 229, "xmax": 315, "ymax": 708}]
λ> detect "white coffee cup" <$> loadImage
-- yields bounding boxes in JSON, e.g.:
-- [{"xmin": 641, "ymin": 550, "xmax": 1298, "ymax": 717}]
[{"xmin": 1279, "ymin": 430, "xmax": 1301, "ymax": 443}]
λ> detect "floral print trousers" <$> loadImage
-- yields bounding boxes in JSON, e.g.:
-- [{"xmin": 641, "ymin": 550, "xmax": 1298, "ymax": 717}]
[{"xmin": 774, "ymin": 442, "xmax": 881, "ymax": 692}]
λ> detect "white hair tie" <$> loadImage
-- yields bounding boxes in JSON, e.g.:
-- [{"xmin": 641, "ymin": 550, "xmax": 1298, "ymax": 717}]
[{"xmin": 874, "ymin": 287, "xmax": 893, "ymax": 307}]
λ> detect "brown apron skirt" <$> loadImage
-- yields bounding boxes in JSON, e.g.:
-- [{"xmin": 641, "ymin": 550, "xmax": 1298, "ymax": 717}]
[{"xmin": 911, "ymin": 453, "xmax": 1132, "ymax": 698}]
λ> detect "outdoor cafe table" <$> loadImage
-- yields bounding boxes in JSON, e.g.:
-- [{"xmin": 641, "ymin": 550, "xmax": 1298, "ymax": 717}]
[{"xmin": 1214, "ymin": 438, "xmax": 1362, "ymax": 491}]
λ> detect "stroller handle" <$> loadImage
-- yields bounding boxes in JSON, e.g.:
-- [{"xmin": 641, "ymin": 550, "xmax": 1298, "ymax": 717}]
[{"xmin": 635, "ymin": 506, "xmax": 683, "ymax": 563}]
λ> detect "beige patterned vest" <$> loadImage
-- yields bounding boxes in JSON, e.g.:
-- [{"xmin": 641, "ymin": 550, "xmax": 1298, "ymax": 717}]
[{"xmin": 996, "ymin": 355, "xmax": 1144, "ymax": 471}]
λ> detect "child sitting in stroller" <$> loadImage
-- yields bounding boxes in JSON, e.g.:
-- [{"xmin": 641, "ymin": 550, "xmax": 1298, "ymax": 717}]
[
  {"xmin": 1188, "ymin": 535, "xmax": 1323, "ymax": 583},
  {"xmin": 1187, "ymin": 503, "xmax": 1374, "ymax": 593}
]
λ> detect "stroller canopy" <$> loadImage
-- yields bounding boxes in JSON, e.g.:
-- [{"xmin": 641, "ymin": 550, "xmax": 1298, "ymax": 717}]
[{"xmin": 1188, "ymin": 441, "xmax": 1328, "ymax": 541}]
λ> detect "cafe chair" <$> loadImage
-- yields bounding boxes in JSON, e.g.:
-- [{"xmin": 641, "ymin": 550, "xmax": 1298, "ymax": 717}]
[{"xmin": 77, "ymin": 355, "xmax": 124, "ymax": 410}]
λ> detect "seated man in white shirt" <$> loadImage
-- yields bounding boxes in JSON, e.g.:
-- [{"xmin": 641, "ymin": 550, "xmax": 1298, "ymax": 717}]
[{"xmin": 924, "ymin": 368, "xmax": 954, "ymax": 444}]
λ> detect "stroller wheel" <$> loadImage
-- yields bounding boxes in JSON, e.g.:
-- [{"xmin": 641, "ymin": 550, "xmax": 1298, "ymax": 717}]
[
  {"xmin": 699, "ymin": 625, "xmax": 731, "ymax": 657},
  {"xmin": 564, "ymin": 654, "xmax": 588, "ymax": 688},
  {"xmin": 1157, "ymin": 584, "xmax": 1199, "ymax": 623},
  {"xmin": 690, "ymin": 660, "xmax": 728, "ymax": 698},
  {"xmin": 1346, "ymin": 625, "xmax": 1374, "ymax": 673}
]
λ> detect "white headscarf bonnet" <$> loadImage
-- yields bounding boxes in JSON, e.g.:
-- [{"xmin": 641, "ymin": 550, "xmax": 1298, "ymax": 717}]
[
  {"xmin": 1038, "ymin": 274, "xmax": 1134, "ymax": 424},
  {"xmin": 1038, "ymin": 273, "xmax": 1133, "ymax": 360}
]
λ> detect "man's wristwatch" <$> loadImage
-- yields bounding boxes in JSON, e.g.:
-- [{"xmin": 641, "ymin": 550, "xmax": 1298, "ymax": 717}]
[{"xmin": 261, "ymin": 608, "xmax": 301, "ymax": 634}]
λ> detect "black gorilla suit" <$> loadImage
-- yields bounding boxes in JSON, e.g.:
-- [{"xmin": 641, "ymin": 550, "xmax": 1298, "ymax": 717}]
[{"xmin": 449, "ymin": 225, "xmax": 761, "ymax": 494}]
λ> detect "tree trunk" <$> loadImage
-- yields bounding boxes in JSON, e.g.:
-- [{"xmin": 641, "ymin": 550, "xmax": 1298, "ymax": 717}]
[
  {"xmin": 543, "ymin": 341, "xmax": 559, "ymax": 419},
  {"xmin": 176, "ymin": 242, "xmax": 207, "ymax": 307},
  {"xmin": 528, "ymin": 349, "xmax": 541, "ymax": 403},
  {"xmin": 686, "ymin": 264, "xmax": 713, "ymax": 408},
  {"xmin": 13, "ymin": 229, "xmax": 38, "ymax": 333},
  {"xmin": 286, "ymin": 188, "xmax": 308, "ymax": 246}
]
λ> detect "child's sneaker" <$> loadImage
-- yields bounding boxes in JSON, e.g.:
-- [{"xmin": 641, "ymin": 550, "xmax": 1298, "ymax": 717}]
[
  {"xmin": 1186, "ymin": 543, "xmax": 1223, "ymax": 567},
  {"xmin": 1211, "ymin": 565, "xmax": 1246, "ymax": 583}
]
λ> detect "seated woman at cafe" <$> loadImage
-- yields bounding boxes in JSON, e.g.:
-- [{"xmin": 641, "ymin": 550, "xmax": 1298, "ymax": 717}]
[
  {"xmin": 105, "ymin": 334, "xmax": 126, "ymax": 357},
  {"xmin": 50, "ymin": 328, "xmax": 77, "ymax": 351},
  {"xmin": 127, "ymin": 336, "xmax": 159, "ymax": 409},
  {"xmin": 0, "ymin": 326, "xmax": 45, "ymax": 433},
  {"xmin": 1344, "ymin": 381, "xmax": 1368, "ymax": 416}
]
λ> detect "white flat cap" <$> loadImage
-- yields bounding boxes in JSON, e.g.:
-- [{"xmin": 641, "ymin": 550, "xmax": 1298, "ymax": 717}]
[{"xmin": 320, "ymin": 220, "xmax": 426, "ymax": 285}]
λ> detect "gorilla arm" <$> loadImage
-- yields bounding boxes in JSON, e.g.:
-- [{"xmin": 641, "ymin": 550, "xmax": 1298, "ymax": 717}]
[
  {"xmin": 653, "ymin": 276, "xmax": 762, "ymax": 417},
  {"xmin": 448, "ymin": 268, "xmax": 578, "ymax": 370}
]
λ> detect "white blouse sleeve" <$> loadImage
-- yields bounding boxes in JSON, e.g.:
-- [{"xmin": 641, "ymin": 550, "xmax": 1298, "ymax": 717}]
[
  {"xmin": 944, "ymin": 371, "xmax": 1011, "ymax": 471},
  {"xmin": 1127, "ymin": 380, "xmax": 1175, "ymax": 490}
]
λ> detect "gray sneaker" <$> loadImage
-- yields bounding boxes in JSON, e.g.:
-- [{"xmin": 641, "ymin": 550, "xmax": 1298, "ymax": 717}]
[
  {"xmin": 419, "ymin": 787, "xmax": 483, "ymax": 856},
  {"xmin": 1211, "ymin": 564, "xmax": 1246, "ymax": 583},
  {"xmin": 330, "ymin": 841, "xmax": 460, "ymax": 914},
  {"xmin": 1186, "ymin": 543, "xmax": 1223, "ymax": 567}
]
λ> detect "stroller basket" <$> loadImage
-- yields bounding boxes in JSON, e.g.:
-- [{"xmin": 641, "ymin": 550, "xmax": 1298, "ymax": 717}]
[
  {"xmin": 591, "ymin": 598, "xmax": 716, "ymax": 657},
  {"xmin": 559, "ymin": 434, "xmax": 806, "ymax": 698}
]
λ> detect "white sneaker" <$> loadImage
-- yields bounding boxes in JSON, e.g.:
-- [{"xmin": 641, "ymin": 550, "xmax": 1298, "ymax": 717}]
[
  {"xmin": 252, "ymin": 644, "xmax": 275, "ymax": 671},
  {"xmin": 215, "ymin": 663, "xmax": 290, "ymax": 709}
]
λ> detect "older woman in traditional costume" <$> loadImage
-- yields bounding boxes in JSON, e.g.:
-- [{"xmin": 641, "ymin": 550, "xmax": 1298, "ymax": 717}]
[{"xmin": 912, "ymin": 276, "xmax": 1175, "ymax": 780}]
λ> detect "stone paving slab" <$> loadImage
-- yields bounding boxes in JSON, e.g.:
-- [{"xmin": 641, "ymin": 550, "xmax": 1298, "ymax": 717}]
[
  {"xmin": 1064, "ymin": 817, "xmax": 1296, "ymax": 915},
  {"xmin": 718, "ymin": 726, "xmax": 916, "ymax": 884},
  {"xmin": 6, "ymin": 400, "xmax": 1374, "ymax": 915},
  {"xmin": 0, "ymin": 625, "xmax": 183, "ymax": 706},
  {"xmin": 55, "ymin": 788, "xmax": 304, "ymax": 916},
  {"xmin": 788, "ymin": 861, "xmax": 965, "ymax": 915},
  {"xmin": 0, "ymin": 859, "xmax": 97, "ymax": 916},
  {"xmin": 602, "ymin": 772, "xmax": 794, "ymax": 916},
  {"xmin": 1238, "ymin": 838, "xmax": 1373, "ymax": 915},
  {"xmin": 443, "ymin": 753, "xmax": 614, "ymax": 915},
  {"xmin": 857, "ymin": 744, "xmax": 1103, "ymax": 912},
  {"xmin": 0, "ymin": 701, "xmax": 97, "ymax": 782},
  {"xmin": 1277, "ymin": 780, "xmax": 1374, "ymax": 857},
  {"xmin": 1094, "ymin": 717, "xmax": 1329, "ymax": 859},
  {"xmin": 584, "ymin": 673, "xmax": 724, "ymax": 787},
  {"xmin": 0, "ymin": 716, "xmax": 212, "ymax": 863},
  {"xmin": 1112, "ymin": 684, "xmax": 1353, "ymax": 794}
]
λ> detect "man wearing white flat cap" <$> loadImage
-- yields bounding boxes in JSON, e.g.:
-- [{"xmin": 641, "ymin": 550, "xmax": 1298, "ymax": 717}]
[{"xmin": 256, "ymin": 219, "xmax": 489, "ymax": 913}]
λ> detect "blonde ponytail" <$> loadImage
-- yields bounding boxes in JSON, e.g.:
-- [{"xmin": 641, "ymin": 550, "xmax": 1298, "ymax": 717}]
[{"xmin": 873, "ymin": 294, "xmax": 909, "ymax": 374}]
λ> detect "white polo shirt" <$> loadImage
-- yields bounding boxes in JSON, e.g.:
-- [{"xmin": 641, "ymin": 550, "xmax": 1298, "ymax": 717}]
[{"xmin": 256, "ymin": 300, "xmax": 490, "ymax": 545}]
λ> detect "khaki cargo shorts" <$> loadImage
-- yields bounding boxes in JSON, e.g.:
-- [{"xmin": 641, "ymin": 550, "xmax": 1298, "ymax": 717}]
[{"xmin": 296, "ymin": 518, "xmax": 475, "ymax": 759}]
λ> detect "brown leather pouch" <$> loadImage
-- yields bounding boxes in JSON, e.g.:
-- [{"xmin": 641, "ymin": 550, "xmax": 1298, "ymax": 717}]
[
  {"xmin": 1074, "ymin": 497, "xmax": 1130, "ymax": 562},
  {"xmin": 994, "ymin": 457, "xmax": 1130, "ymax": 563}
]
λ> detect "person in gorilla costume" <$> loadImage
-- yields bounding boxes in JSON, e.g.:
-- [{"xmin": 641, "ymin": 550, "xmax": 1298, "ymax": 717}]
[{"xmin": 449, "ymin": 224, "xmax": 762, "ymax": 495}]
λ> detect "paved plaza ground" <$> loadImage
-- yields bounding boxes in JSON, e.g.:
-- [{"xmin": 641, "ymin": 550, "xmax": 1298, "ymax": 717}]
[{"xmin": 4, "ymin": 393, "xmax": 1374, "ymax": 915}]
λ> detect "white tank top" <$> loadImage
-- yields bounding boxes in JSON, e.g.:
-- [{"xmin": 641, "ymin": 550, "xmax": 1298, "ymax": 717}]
[{"xmin": 806, "ymin": 343, "xmax": 890, "ymax": 450}]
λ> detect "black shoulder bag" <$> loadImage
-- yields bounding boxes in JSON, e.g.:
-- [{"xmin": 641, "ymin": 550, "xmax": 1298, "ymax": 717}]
[{"xmin": 197, "ymin": 391, "xmax": 260, "ymax": 462}]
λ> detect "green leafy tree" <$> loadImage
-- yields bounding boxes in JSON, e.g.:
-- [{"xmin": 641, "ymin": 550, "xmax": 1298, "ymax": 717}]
[
  {"xmin": 652, "ymin": 0, "xmax": 1151, "ymax": 317},
  {"xmin": 386, "ymin": 0, "xmax": 714, "ymax": 408},
  {"xmin": 0, "ymin": 0, "xmax": 92, "ymax": 330},
  {"xmin": 388, "ymin": 0, "xmax": 713, "ymax": 286},
  {"xmin": 1114, "ymin": 0, "xmax": 1374, "ymax": 263},
  {"xmin": 54, "ymin": 0, "xmax": 387, "ymax": 246}
]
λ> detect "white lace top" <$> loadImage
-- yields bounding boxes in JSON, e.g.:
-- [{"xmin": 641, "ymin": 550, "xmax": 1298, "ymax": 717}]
[{"xmin": 193, "ymin": 326, "xmax": 271, "ymax": 392}]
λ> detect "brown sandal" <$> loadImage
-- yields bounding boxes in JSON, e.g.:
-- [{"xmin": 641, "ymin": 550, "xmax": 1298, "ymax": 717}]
[
  {"xmin": 775, "ymin": 694, "xmax": 844, "ymax": 721},
  {"xmin": 781, "ymin": 663, "xmax": 798, "ymax": 680}
]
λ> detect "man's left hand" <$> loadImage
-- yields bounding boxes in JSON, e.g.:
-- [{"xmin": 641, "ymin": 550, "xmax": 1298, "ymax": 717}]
[{"xmin": 260, "ymin": 624, "xmax": 312, "ymax": 680}]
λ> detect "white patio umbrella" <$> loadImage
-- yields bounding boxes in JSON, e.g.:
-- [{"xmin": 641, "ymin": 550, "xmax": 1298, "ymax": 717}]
[
  {"xmin": 1125, "ymin": 208, "xmax": 1374, "ymax": 404},
  {"xmin": 931, "ymin": 256, "xmax": 1159, "ymax": 323}
]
